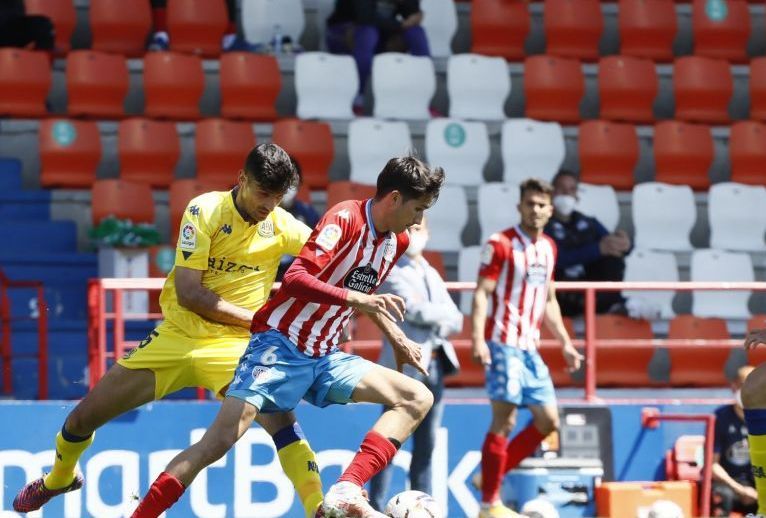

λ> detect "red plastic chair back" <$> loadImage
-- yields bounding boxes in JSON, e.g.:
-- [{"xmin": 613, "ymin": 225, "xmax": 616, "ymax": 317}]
[
  {"xmin": 167, "ymin": 0, "xmax": 228, "ymax": 57},
  {"xmin": 143, "ymin": 51, "xmax": 205, "ymax": 120},
  {"xmin": 653, "ymin": 120, "xmax": 714, "ymax": 190},
  {"xmin": 618, "ymin": 0, "xmax": 677, "ymax": 62},
  {"xmin": 91, "ymin": 179, "xmax": 155, "ymax": 225},
  {"xmin": 194, "ymin": 118, "xmax": 256, "ymax": 184},
  {"xmin": 524, "ymin": 55, "xmax": 585, "ymax": 123},
  {"xmin": 692, "ymin": 0, "xmax": 750, "ymax": 62},
  {"xmin": 220, "ymin": 53, "xmax": 281, "ymax": 121},
  {"xmin": 39, "ymin": 119, "xmax": 101, "ymax": 188},
  {"xmin": 749, "ymin": 58, "xmax": 766, "ymax": 121},
  {"xmin": 118, "ymin": 118, "xmax": 180, "ymax": 188},
  {"xmin": 543, "ymin": 0, "xmax": 603, "ymax": 61},
  {"xmin": 595, "ymin": 315, "xmax": 655, "ymax": 386},
  {"xmin": 668, "ymin": 315, "xmax": 731, "ymax": 386},
  {"xmin": 271, "ymin": 119, "xmax": 334, "ymax": 190},
  {"xmin": 470, "ymin": 0, "xmax": 530, "ymax": 61},
  {"xmin": 673, "ymin": 56, "xmax": 733, "ymax": 124},
  {"xmin": 66, "ymin": 50, "xmax": 129, "ymax": 118},
  {"xmin": 729, "ymin": 120, "xmax": 766, "ymax": 185},
  {"xmin": 326, "ymin": 181, "xmax": 377, "ymax": 210},
  {"xmin": 0, "ymin": 48, "xmax": 51, "ymax": 117},
  {"xmin": 25, "ymin": 0, "xmax": 76, "ymax": 54},
  {"xmin": 578, "ymin": 120, "xmax": 639, "ymax": 190},
  {"xmin": 90, "ymin": 0, "xmax": 152, "ymax": 57},
  {"xmin": 598, "ymin": 55, "xmax": 658, "ymax": 123}
]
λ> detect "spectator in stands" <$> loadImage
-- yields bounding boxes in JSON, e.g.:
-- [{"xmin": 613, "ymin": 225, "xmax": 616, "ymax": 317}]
[
  {"xmin": 544, "ymin": 170, "xmax": 631, "ymax": 317},
  {"xmin": 369, "ymin": 216, "xmax": 462, "ymax": 512},
  {"xmin": 325, "ymin": 0, "xmax": 431, "ymax": 113},
  {"xmin": 711, "ymin": 365, "xmax": 759, "ymax": 517},
  {"xmin": 277, "ymin": 160, "xmax": 320, "ymax": 280},
  {"xmin": 0, "ymin": 0, "xmax": 54, "ymax": 52}
]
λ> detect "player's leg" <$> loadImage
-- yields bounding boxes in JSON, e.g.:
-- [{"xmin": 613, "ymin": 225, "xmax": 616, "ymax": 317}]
[
  {"xmin": 409, "ymin": 359, "xmax": 444, "ymax": 495},
  {"xmin": 741, "ymin": 362, "xmax": 766, "ymax": 513}
]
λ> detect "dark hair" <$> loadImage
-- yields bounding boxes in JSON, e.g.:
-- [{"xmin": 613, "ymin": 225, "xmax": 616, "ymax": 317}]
[
  {"xmin": 243, "ymin": 143, "xmax": 298, "ymax": 194},
  {"xmin": 375, "ymin": 156, "xmax": 445, "ymax": 203},
  {"xmin": 551, "ymin": 169, "xmax": 578, "ymax": 188},
  {"xmin": 519, "ymin": 177, "xmax": 554, "ymax": 200}
]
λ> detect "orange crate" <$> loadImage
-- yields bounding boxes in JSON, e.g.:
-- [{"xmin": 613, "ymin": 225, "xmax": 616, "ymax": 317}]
[{"xmin": 596, "ymin": 481, "xmax": 696, "ymax": 518}]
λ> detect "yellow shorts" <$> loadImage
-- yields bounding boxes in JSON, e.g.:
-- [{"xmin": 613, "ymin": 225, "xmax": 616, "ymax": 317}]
[{"xmin": 117, "ymin": 323, "xmax": 249, "ymax": 400}]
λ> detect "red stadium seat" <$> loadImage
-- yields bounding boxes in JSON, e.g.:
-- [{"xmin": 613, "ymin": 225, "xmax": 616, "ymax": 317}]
[
  {"xmin": 578, "ymin": 120, "xmax": 639, "ymax": 190},
  {"xmin": 194, "ymin": 119, "xmax": 256, "ymax": 184},
  {"xmin": 66, "ymin": 50, "xmax": 129, "ymax": 118},
  {"xmin": 749, "ymin": 58, "xmax": 766, "ymax": 121},
  {"xmin": 667, "ymin": 435, "xmax": 705, "ymax": 481},
  {"xmin": 618, "ymin": 0, "xmax": 677, "ymax": 62},
  {"xmin": 326, "ymin": 181, "xmax": 377, "ymax": 209},
  {"xmin": 524, "ymin": 55, "xmax": 584, "ymax": 123},
  {"xmin": 118, "ymin": 118, "xmax": 180, "ymax": 188},
  {"xmin": 167, "ymin": 0, "xmax": 228, "ymax": 57},
  {"xmin": 220, "ymin": 53, "xmax": 281, "ymax": 121},
  {"xmin": 349, "ymin": 315, "xmax": 383, "ymax": 361},
  {"xmin": 598, "ymin": 55, "xmax": 658, "ymax": 123},
  {"xmin": 90, "ymin": 0, "xmax": 152, "ymax": 57},
  {"xmin": 25, "ymin": 0, "xmax": 76, "ymax": 54},
  {"xmin": 729, "ymin": 121, "xmax": 766, "ymax": 185},
  {"xmin": 143, "ymin": 51, "xmax": 205, "ymax": 120},
  {"xmin": 271, "ymin": 119, "xmax": 334, "ymax": 190},
  {"xmin": 0, "ymin": 48, "xmax": 51, "ymax": 117},
  {"xmin": 668, "ymin": 315, "xmax": 730, "ymax": 386},
  {"xmin": 746, "ymin": 315, "xmax": 766, "ymax": 367},
  {"xmin": 692, "ymin": 0, "xmax": 750, "ymax": 62},
  {"xmin": 653, "ymin": 120, "xmax": 713, "ymax": 190},
  {"xmin": 673, "ymin": 56, "xmax": 732, "ymax": 124},
  {"xmin": 595, "ymin": 315, "xmax": 655, "ymax": 386},
  {"xmin": 422, "ymin": 251, "xmax": 446, "ymax": 279},
  {"xmin": 39, "ymin": 119, "xmax": 101, "ymax": 188},
  {"xmin": 91, "ymin": 179, "xmax": 155, "ymax": 225},
  {"xmin": 169, "ymin": 179, "xmax": 232, "ymax": 242},
  {"xmin": 543, "ymin": 0, "xmax": 603, "ymax": 61},
  {"xmin": 470, "ymin": 0, "xmax": 530, "ymax": 61},
  {"xmin": 539, "ymin": 317, "xmax": 579, "ymax": 387}
]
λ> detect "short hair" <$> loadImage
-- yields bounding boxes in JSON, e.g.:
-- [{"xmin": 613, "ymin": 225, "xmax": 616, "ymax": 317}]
[
  {"xmin": 375, "ymin": 156, "xmax": 445, "ymax": 202},
  {"xmin": 243, "ymin": 143, "xmax": 298, "ymax": 194},
  {"xmin": 551, "ymin": 169, "xmax": 579, "ymax": 188},
  {"xmin": 519, "ymin": 177, "xmax": 554, "ymax": 200}
]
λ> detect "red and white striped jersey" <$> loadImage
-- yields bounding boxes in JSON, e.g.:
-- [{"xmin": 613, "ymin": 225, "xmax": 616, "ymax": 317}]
[
  {"xmin": 252, "ymin": 199, "xmax": 410, "ymax": 357},
  {"xmin": 478, "ymin": 226, "xmax": 557, "ymax": 350}
]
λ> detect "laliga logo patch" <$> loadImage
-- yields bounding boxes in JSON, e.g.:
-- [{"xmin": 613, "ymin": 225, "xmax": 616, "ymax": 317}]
[
  {"xmin": 316, "ymin": 224, "xmax": 342, "ymax": 251},
  {"xmin": 258, "ymin": 219, "xmax": 274, "ymax": 238},
  {"xmin": 252, "ymin": 366, "xmax": 273, "ymax": 383},
  {"xmin": 344, "ymin": 264, "xmax": 379, "ymax": 294},
  {"xmin": 179, "ymin": 223, "xmax": 197, "ymax": 251}
]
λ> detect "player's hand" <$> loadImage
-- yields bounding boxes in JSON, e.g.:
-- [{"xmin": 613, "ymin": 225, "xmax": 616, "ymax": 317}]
[
  {"xmin": 745, "ymin": 329, "xmax": 766, "ymax": 350},
  {"xmin": 737, "ymin": 485, "xmax": 758, "ymax": 504},
  {"xmin": 392, "ymin": 338, "xmax": 427, "ymax": 375},
  {"xmin": 562, "ymin": 342, "xmax": 584, "ymax": 372},
  {"xmin": 347, "ymin": 292, "xmax": 405, "ymax": 322},
  {"xmin": 472, "ymin": 339, "xmax": 491, "ymax": 367}
]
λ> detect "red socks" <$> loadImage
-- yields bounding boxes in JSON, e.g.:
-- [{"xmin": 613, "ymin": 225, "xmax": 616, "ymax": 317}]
[
  {"xmin": 480, "ymin": 433, "xmax": 508, "ymax": 504},
  {"xmin": 338, "ymin": 431, "xmax": 398, "ymax": 487},
  {"xmin": 131, "ymin": 472, "xmax": 185, "ymax": 518},
  {"xmin": 503, "ymin": 424, "xmax": 546, "ymax": 474}
]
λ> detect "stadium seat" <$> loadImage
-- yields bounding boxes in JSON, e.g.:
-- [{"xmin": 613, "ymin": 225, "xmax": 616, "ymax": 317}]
[
  {"xmin": 623, "ymin": 249, "xmax": 678, "ymax": 319},
  {"xmin": 632, "ymin": 182, "xmax": 695, "ymax": 251},
  {"xmin": 595, "ymin": 315, "xmax": 656, "ymax": 386},
  {"xmin": 750, "ymin": 58, "xmax": 766, "ymax": 121},
  {"xmin": 477, "ymin": 183, "xmax": 521, "ymax": 244},
  {"xmin": 89, "ymin": 0, "xmax": 152, "ymax": 57},
  {"xmin": 66, "ymin": 50, "xmax": 129, "ymax": 119},
  {"xmin": 457, "ymin": 245, "xmax": 482, "ymax": 314},
  {"xmin": 372, "ymin": 53, "xmax": 436, "ymax": 120},
  {"xmin": 25, "ymin": 0, "xmax": 76, "ymax": 54},
  {"xmin": 425, "ymin": 118, "xmax": 490, "ymax": 186},
  {"xmin": 576, "ymin": 183, "xmax": 619, "ymax": 233},
  {"xmin": 118, "ymin": 118, "xmax": 180, "ymax": 188},
  {"xmin": 447, "ymin": 54, "xmax": 510, "ymax": 121},
  {"xmin": 470, "ymin": 0, "xmax": 530, "ymax": 61},
  {"xmin": 501, "ymin": 118, "xmax": 565, "ymax": 185},
  {"xmin": 578, "ymin": 120, "xmax": 638, "ymax": 190},
  {"xmin": 169, "ymin": 179, "xmax": 232, "ymax": 242},
  {"xmin": 420, "ymin": 0, "xmax": 458, "ymax": 57},
  {"xmin": 729, "ymin": 121, "xmax": 766, "ymax": 185},
  {"xmin": 617, "ymin": 0, "xmax": 677, "ymax": 62},
  {"xmin": 143, "ymin": 51, "xmax": 205, "ymax": 120},
  {"xmin": 422, "ymin": 250, "xmax": 447, "ymax": 279},
  {"xmin": 673, "ymin": 56, "xmax": 732, "ymax": 124},
  {"xmin": 427, "ymin": 186, "xmax": 468, "ymax": 252},
  {"xmin": 539, "ymin": 316, "xmax": 579, "ymax": 387},
  {"xmin": 326, "ymin": 181, "xmax": 377, "ymax": 209},
  {"xmin": 39, "ymin": 119, "xmax": 101, "ymax": 188},
  {"xmin": 0, "ymin": 48, "xmax": 51, "ymax": 117},
  {"xmin": 708, "ymin": 182, "xmax": 766, "ymax": 251},
  {"xmin": 598, "ymin": 55, "xmax": 658, "ymax": 123},
  {"xmin": 667, "ymin": 315, "xmax": 731, "ymax": 386},
  {"xmin": 194, "ymin": 119, "xmax": 256, "ymax": 184},
  {"xmin": 167, "ymin": 0, "xmax": 228, "ymax": 57},
  {"xmin": 691, "ymin": 249, "xmax": 753, "ymax": 319},
  {"xmin": 91, "ymin": 179, "xmax": 155, "ymax": 225},
  {"xmin": 220, "ymin": 53, "xmax": 281, "ymax": 121},
  {"xmin": 295, "ymin": 52, "xmax": 358, "ymax": 120},
  {"xmin": 348, "ymin": 314, "xmax": 383, "ymax": 360},
  {"xmin": 653, "ymin": 120, "xmax": 714, "ymax": 190},
  {"xmin": 348, "ymin": 119, "xmax": 412, "ymax": 185},
  {"xmin": 543, "ymin": 0, "xmax": 603, "ymax": 61},
  {"xmin": 241, "ymin": 0, "xmax": 305, "ymax": 47},
  {"xmin": 271, "ymin": 119, "xmax": 334, "ymax": 190},
  {"xmin": 524, "ymin": 55, "xmax": 584, "ymax": 123},
  {"xmin": 691, "ymin": 0, "xmax": 750, "ymax": 62},
  {"xmin": 666, "ymin": 435, "xmax": 705, "ymax": 481}
]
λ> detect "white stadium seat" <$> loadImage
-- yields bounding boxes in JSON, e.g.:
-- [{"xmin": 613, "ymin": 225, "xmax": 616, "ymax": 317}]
[
  {"xmin": 420, "ymin": 0, "xmax": 458, "ymax": 57},
  {"xmin": 372, "ymin": 53, "xmax": 436, "ymax": 120},
  {"xmin": 448, "ymin": 54, "xmax": 510, "ymax": 121},
  {"xmin": 501, "ymin": 119, "xmax": 565, "ymax": 185},
  {"xmin": 426, "ymin": 185, "xmax": 468, "ymax": 252},
  {"xmin": 632, "ymin": 182, "xmax": 696, "ymax": 251},
  {"xmin": 478, "ymin": 183, "xmax": 520, "ymax": 243},
  {"xmin": 425, "ymin": 118, "xmax": 490, "ymax": 185},
  {"xmin": 576, "ymin": 183, "xmax": 620, "ymax": 233},
  {"xmin": 709, "ymin": 182, "xmax": 766, "ymax": 251},
  {"xmin": 295, "ymin": 52, "xmax": 358, "ymax": 120},
  {"xmin": 623, "ymin": 249, "xmax": 679, "ymax": 319},
  {"xmin": 242, "ymin": 0, "xmax": 305, "ymax": 46},
  {"xmin": 348, "ymin": 118, "xmax": 412, "ymax": 185},
  {"xmin": 458, "ymin": 245, "xmax": 482, "ymax": 314},
  {"xmin": 691, "ymin": 249, "xmax": 753, "ymax": 319}
]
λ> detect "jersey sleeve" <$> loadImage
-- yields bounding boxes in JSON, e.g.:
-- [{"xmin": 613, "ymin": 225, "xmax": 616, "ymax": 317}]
[
  {"xmin": 297, "ymin": 204, "xmax": 358, "ymax": 270},
  {"xmin": 279, "ymin": 210, "xmax": 312, "ymax": 256},
  {"xmin": 174, "ymin": 195, "xmax": 215, "ymax": 271},
  {"xmin": 478, "ymin": 236, "xmax": 506, "ymax": 281}
]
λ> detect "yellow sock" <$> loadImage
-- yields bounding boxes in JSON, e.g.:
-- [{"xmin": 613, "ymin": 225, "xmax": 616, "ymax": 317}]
[
  {"xmin": 277, "ymin": 439, "xmax": 324, "ymax": 518},
  {"xmin": 43, "ymin": 430, "xmax": 94, "ymax": 490},
  {"xmin": 750, "ymin": 433, "xmax": 766, "ymax": 514}
]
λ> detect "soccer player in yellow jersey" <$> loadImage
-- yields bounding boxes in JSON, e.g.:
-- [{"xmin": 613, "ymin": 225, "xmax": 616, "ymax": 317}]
[{"xmin": 14, "ymin": 144, "xmax": 324, "ymax": 517}]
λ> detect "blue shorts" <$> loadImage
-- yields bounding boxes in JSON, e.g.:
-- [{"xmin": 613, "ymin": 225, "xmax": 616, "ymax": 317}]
[
  {"xmin": 485, "ymin": 341, "xmax": 556, "ymax": 407},
  {"xmin": 227, "ymin": 329, "xmax": 376, "ymax": 413}
]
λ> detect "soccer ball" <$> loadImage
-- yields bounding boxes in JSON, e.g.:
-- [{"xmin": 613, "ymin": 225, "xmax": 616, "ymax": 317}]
[
  {"xmin": 384, "ymin": 490, "xmax": 443, "ymax": 518},
  {"xmin": 521, "ymin": 497, "xmax": 560, "ymax": 518}
]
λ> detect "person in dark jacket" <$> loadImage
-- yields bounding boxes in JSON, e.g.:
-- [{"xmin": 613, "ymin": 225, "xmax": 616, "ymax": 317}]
[{"xmin": 0, "ymin": 0, "xmax": 54, "ymax": 51}]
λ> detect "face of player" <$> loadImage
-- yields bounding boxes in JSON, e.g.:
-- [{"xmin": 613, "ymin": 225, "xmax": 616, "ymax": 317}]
[
  {"xmin": 518, "ymin": 190, "xmax": 553, "ymax": 234},
  {"xmin": 236, "ymin": 171, "xmax": 285, "ymax": 224},
  {"xmin": 389, "ymin": 192, "xmax": 434, "ymax": 234}
]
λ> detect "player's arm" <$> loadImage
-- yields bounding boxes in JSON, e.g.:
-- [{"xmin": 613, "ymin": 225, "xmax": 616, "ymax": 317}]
[
  {"xmin": 543, "ymin": 281, "xmax": 583, "ymax": 371},
  {"xmin": 745, "ymin": 328, "xmax": 766, "ymax": 350},
  {"xmin": 174, "ymin": 266, "xmax": 254, "ymax": 328},
  {"xmin": 471, "ymin": 275, "xmax": 495, "ymax": 366}
]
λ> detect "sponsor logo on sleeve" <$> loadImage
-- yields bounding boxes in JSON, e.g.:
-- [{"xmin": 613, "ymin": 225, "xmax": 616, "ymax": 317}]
[
  {"xmin": 480, "ymin": 243, "xmax": 494, "ymax": 265},
  {"xmin": 180, "ymin": 223, "xmax": 197, "ymax": 251},
  {"xmin": 315, "ymin": 224, "xmax": 342, "ymax": 251}
]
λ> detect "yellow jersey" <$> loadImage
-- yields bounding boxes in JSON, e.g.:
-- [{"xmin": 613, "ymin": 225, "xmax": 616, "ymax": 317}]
[{"xmin": 160, "ymin": 190, "xmax": 311, "ymax": 339}]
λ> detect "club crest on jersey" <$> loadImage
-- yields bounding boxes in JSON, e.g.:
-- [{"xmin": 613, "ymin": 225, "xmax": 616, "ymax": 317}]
[
  {"xmin": 316, "ymin": 224, "xmax": 342, "ymax": 251},
  {"xmin": 258, "ymin": 219, "xmax": 274, "ymax": 238},
  {"xmin": 526, "ymin": 263, "xmax": 548, "ymax": 286},
  {"xmin": 383, "ymin": 237, "xmax": 396, "ymax": 262},
  {"xmin": 344, "ymin": 264, "xmax": 379, "ymax": 294},
  {"xmin": 180, "ymin": 223, "xmax": 197, "ymax": 250}
]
